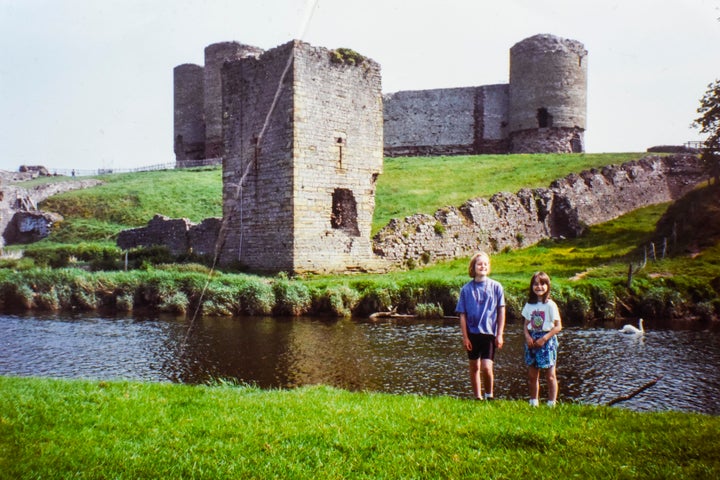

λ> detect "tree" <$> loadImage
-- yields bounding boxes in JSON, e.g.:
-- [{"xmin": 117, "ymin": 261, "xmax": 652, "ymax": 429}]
[{"xmin": 693, "ymin": 79, "xmax": 720, "ymax": 185}]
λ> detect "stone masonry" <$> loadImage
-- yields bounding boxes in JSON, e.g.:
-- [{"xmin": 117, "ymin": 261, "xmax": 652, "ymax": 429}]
[
  {"xmin": 383, "ymin": 34, "xmax": 587, "ymax": 156},
  {"xmin": 372, "ymin": 154, "xmax": 704, "ymax": 266},
  {"xmin": 219, "ymin": 41, "xmax": 383, "ymax": 273},
  {"xmin": 175, "ymin": 34, "xmax": 588, "ymax": 163}
]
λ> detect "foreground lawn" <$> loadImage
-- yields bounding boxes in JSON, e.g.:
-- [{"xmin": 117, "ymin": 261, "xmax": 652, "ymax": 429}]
[{"xmin": 1, "ymin": 376, "xmax": 717, "ymax": 479}]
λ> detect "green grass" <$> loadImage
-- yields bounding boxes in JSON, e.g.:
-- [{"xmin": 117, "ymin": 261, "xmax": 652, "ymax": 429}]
[
  {"xmin": 1, "ymin": 376, "xmax": 717, "ymax": 479},
  {"xmin": 37, "ymin": 153, "xmax": 647, "ymax": 238},
  {"xmin": 40, "ymin": 166, "xmax": 223, "ymax": 230}
]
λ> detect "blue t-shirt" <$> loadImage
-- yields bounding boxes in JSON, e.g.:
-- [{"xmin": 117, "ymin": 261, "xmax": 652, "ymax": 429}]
[{"xmin": 455, "ymin": 278, "xmax": 505, "ymax": 335}]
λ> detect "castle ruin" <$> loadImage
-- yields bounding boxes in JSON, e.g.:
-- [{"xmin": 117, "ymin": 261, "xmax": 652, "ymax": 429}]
[
  {"xmin": 175, "ymin": 33, "xmax": 588, "ymax": 165},
  {"xmin": 383, "ymin": 34, "xmax": 587, "ymax": 156},
  {"xmin": 124, "ymin": 34, "xmax": 591, "ymax": 273},
  {"xmin": 171, "ymin": 40, "xmax": 384, "ymax": 273}
]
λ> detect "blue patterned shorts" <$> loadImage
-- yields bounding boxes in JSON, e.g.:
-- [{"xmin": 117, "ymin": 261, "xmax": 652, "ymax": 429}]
[{"xmin": 525, "ymin": 330, "xmax": 558, "ymax": 369}]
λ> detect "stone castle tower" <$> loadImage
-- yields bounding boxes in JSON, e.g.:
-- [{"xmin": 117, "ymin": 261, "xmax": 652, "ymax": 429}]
[
  {"xmin": 508, "ymin": 34, "xmax": 588, "ymax": 153},
  {"xmin": 218, "ymin": 41, "xmax": 383, "ymax": 272},
  {"xmin": 174, "ymin": 42, "xmax": 264, "ymax": 164}
]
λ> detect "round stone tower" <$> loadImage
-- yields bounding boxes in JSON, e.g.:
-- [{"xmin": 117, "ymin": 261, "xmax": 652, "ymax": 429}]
[
  {"xmin": 508, "ymin": 34, "xmax": 587, "ymax": 153},
  {"xmin": 203, "ymin": 42, "xmax": 264, "ymax": 158},
  {"xmin": 173, "ymin": 63, "xmax": 205, "ymax": 165}
]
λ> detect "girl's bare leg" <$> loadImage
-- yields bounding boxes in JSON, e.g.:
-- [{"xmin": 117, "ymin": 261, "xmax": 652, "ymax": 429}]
[
  {"xmin": 546, "ymin": 366, "xmax": 558, "ymax": 402},
  {"xmin": 468, "ymin": 359, "xmax": 482, "ymax": 399},
  {"xmin": 528, "ymin": 366, "xmax": 540, "ymax": 401}
]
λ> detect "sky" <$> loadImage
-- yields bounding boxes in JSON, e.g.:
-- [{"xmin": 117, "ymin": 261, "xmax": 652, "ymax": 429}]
[{"xmin": 1, "ymin": 0, "xmax": 719, "ymax": 173}]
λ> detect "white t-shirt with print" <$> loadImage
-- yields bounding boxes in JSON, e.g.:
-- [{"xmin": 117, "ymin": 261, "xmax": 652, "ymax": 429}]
[{"xmin": 521, "ymin": 299, "xmax": 561, "ymax": 332}]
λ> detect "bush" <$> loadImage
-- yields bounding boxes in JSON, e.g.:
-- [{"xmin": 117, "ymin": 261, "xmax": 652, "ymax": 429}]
[
  {"xmin": 554, "ymin": 287, "xmax": 591, "ymax": 324},
  {"xmin": 352, "ymin": 280, "xmax": 400, "ymax": 316},
  {"xmin": 201, "ymin": 284, "xmax": 240, "ymax": 317},
  {"xmin": 588, "ymin": 283, "xmax": 617, "ymax": 322},
  {"xmin": 236, "ymin": 277, "xmax": 274, "ymax": 316},
  {"xmin": 312, "ymin": 285, "xmax": 359, "ymax": 317},
  {"xmin": 414, "ymin": 303, "xmax": 444, "ymax": 319},
  {"xmin": 159, "ymin": 291, "xmax": 189, "ymax": 315},
  {"xmin": 638, "ymin": 286, "xmax": 686, "ymax": 319},
  {"xmin": 272, "ymin": 277, "xmax": 311, "ymax": 316}
]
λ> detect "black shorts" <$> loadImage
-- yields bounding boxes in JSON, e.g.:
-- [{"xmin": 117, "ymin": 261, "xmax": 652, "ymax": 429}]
[{"xmin": 466, "ymin": 332, "xmax": 496, "ymax": 361}]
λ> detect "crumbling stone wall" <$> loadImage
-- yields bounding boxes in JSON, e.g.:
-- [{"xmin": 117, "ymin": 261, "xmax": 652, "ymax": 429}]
[
  {"xmin": 116, "ymin": 214, "xmax": 221, "ymax": 257},
  {"xmin": 0, "ymin": 173, "xmax": 103, "ymax": 247},
  {"xmin": 372, "ymin": 154, "xmax": 704, "ymax": 266}
]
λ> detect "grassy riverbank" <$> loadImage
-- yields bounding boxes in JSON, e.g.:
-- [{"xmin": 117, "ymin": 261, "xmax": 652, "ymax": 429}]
[
  {"xmin": 3, "ymin": 152, "xmax": 719, "ymax": 323},
  {"xmin": 1, "ymin": 376, "xmax": 718, "ymax": 479}
]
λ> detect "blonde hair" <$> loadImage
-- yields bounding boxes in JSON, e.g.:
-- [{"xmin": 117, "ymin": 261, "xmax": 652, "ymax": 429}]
[{"xmin": 467, "ymin": 251, "xmax": 491, "ymax": 278}]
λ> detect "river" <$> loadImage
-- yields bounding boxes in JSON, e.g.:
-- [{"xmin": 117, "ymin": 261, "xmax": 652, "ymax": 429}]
[{"xmin": 1, "ymin": 313, "xmax": 718, "ymax": 415}]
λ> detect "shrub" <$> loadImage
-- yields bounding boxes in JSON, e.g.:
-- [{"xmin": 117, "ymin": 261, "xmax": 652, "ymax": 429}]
[
  {"xmin": 638, "ymin": 286, "xmax": 686, "ymax": 319},
  {"xmin": 236, "ymin": 277, "xmax": 274, "ymax": 316},
  {"xmin": 554, "ymin": 287, "xmax": 591, "ymax": 324},
  {"xmin": 115, "ymin": 293, "xmax": 134, "ymax": 312},
  {"xmin": 272, "ymin": 277, "xmax": 311, "ymax": 316},
  {"xmin": 352, "ymin": 281, "xmax": 400, "ymax": 316},
  {"xmin": 414, "ymin": 303, "xmax": 444, "ymax": 319},
  {"xmin": 201, "ymin": 284, "xmax": 239, "ymax": 317},
  {"xmin": 159, "ymin": 291, "xmax": 189, "ymax": 315},
  {"xmin": 588, "ymin": 283, "xmax": 617, "ymax": 322},
  {"xmin": 313, "ymin": 285, "xmax": 359, "ymax": 317}
]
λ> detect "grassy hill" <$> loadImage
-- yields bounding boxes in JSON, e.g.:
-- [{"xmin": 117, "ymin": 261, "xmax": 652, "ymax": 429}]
[{"xmin": 38, "ymin": 152, "xmax": 650, "ymax": 241}]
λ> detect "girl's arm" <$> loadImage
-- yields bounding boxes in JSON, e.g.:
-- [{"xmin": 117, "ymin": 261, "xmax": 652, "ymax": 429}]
[
  {"xmin": 459, "ymin": 313, "xmax": 472, "ymax": 351},
  {"xmin": 524, "ymin": 318, "xmax": 534, "ymax": 347},
  {"xmin": 495, "ymin": 305, "xmax": 506, "ymax": 349},
  {"xmin": 535, "ymin": 318, "xmax": 562, "ymax": 347}
]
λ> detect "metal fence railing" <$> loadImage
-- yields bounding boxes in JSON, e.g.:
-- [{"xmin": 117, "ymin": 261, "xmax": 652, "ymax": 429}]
[{"xmin": 46, "ymin": 159, "xmax": 222, "ymax": 178}]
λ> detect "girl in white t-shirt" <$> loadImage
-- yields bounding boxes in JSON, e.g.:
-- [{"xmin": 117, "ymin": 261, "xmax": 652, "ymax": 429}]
[{"xmin": 521, "ymin": 271, "xmax": 562, "ymax": 407}]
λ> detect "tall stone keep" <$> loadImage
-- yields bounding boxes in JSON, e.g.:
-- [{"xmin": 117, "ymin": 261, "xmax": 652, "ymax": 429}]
[
  {"xmin": 220, "ymin": 41, "xmax": 383, "ymax": 273},
  {"xmin": 173, "ymin": 64, "xmax": 205, "ymax": 162},
  {"xmin": 508, "ymin": 34, "xmax": 588, "ymax": 153},
  {"xmin": 203, "ymin": 42, "xmax": 265, "ymax": 159}
]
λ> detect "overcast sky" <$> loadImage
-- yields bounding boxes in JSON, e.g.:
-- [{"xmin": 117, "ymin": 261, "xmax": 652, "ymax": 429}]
[{"xmin": 1, "ymin": 0, "xmax": 719, "ymax": 173}]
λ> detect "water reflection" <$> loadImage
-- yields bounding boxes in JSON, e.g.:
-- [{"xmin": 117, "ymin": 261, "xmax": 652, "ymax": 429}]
[{"xmin": 1, "ymin": 313, "xmax": 719, "ymax": 415}]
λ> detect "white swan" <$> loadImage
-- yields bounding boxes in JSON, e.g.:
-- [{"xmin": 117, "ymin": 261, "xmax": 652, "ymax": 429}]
[{"xmin": 620, "ymin": 318, "xmax": 644, "ymax": 335}]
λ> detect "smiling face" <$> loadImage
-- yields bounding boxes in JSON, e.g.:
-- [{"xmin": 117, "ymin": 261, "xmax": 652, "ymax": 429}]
[
  {"xmin": 528, "ymin": 271, "xmax": 551, "ymax": 303},
  {"xmin": 532, "ymin": 280, "xmax": 548, "ymax": 298},
  {"xmin": 473, "ymin": 254, "xmax": 490, "ymax": 279}
]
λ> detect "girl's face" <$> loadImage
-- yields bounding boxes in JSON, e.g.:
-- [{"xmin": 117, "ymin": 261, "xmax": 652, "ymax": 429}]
[
  {"xmin": 532, "ymin": 279, "xmax": 548, "ymax": 298},
  {"xmin": 474, "ymin": 256, "xmax": 490, "ymax": 277}
]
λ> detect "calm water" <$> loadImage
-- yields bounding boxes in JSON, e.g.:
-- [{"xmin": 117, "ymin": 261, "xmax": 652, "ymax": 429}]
[{"xmin": 1, "ymin": 313, "xmax": 719, "ymax": 415}]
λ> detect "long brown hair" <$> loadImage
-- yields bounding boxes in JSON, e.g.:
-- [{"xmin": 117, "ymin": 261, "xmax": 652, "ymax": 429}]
[{"xmin": 528, "ymin": 271, "xmax": 551, "ymax": 303}]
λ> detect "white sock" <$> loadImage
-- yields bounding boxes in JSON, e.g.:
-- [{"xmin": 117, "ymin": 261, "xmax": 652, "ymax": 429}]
[
  {"xmin": 484, "ymin": 393, "xmax": 493, "ymax": 400},
  {"xmin": 547, "ymin": 400, "xmax": 556, "ymax": 407},
  {"xmin": 529, "ymin": 398, "xmax": 539, "ymax": 407}
]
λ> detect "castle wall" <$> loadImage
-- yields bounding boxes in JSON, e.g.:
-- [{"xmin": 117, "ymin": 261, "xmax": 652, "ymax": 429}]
[
  {"xmin": 475, "ymin": 84, "xmax": 510, "ymax": 153},
  {"xmin": 173, "ymin": 64, "xmax": 205, "ymax": 164},
  {"xmin": 220, "ymin": 42, "xmax": 295, "ymax": 272},
  {"xmin": 383, "ymin": 87, "xmax": 480, "ymax": 157},
  {"xmin": 291, "ymin": 43, "xmax": 383, "ymax": 272}
]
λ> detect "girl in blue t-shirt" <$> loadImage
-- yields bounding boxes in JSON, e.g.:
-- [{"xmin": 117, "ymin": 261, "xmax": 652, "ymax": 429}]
[
  {"xmin": 456, "ymin": 252, "xmax": 506, "ymax": 400},
  {"xmin": 521, "ymin": 271, "xmax": 562, "ymax": 407}
]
